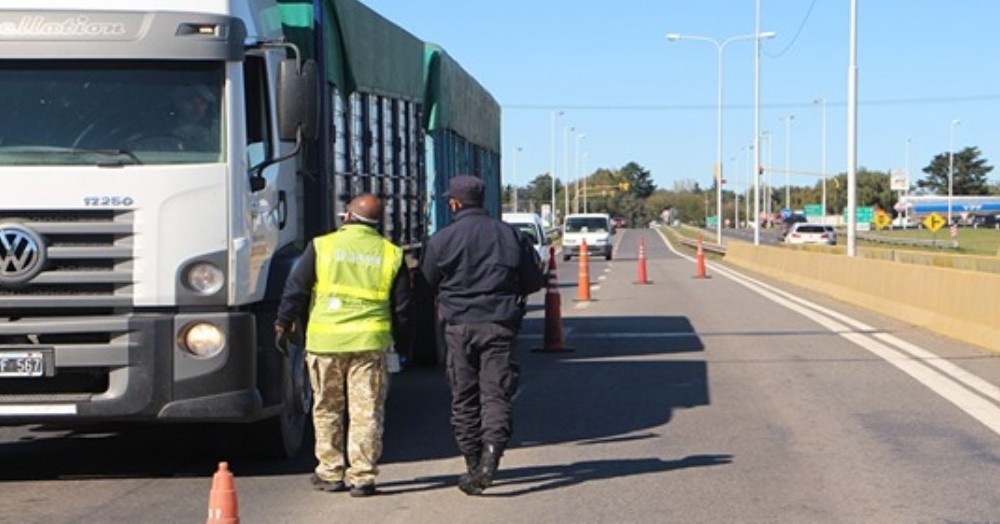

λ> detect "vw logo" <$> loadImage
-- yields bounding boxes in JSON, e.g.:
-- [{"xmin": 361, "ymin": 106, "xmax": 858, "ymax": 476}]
[{"xmin": 0, "ymin": 223, "xmax": 45, "ymax": 285}]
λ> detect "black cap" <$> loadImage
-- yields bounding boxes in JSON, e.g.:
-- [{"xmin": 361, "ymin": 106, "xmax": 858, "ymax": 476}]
[{"xmin": 444, "ymin": 175, "xmax": 485, "ymax": 206}]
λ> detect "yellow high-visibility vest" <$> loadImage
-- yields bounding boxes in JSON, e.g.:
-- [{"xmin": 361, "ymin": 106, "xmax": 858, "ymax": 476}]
[{"xmin": 305, "ymin": 224, "xmax": 403, "ymax": 353}]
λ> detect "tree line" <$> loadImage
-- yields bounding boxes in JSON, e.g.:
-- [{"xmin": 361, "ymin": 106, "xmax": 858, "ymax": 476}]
[{"xmin": 503, "ymin": 147, "xmax": 999, "ymax": 227}]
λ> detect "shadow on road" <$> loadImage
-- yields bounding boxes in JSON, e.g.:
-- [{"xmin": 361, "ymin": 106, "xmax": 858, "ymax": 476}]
[
  {"xmin": 381, "ymin": 315, "xmax": 710, "ymax": 467},
  {"xmin": 0, "ymin": 314, "xmax": 712, "ymax": 487},
  {"xmin": 0, "ymin": 421, "xmax": 315, "ymax": 481},
  {"xmin": 376, "ymin": 454, "xmax": 733, "ymax": 496}
]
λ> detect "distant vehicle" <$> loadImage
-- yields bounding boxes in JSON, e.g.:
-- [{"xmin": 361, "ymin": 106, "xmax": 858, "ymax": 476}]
[
  {"xmin": 611, "ymin": 216, "xmax": 627, "ymax": 228},
  {"xmin": 502, "ymin": 212, "xmax": 551, "ymax": 272},
  {"xmin": 785, "ymin": 223, "xmax": 837, "ymax": 245},
  {"xmin": 562, "ymin": 213, "xmax": 613, "ymax": 261},
  {"xmin": 778, "ymin": 214, "xmax": 808, "ymax": 241}
]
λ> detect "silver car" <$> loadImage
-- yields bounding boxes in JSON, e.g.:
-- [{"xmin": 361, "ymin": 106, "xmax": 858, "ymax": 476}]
[{"xmin": 785, "ymin": 223, "xmax": 837, "ymax": 245}]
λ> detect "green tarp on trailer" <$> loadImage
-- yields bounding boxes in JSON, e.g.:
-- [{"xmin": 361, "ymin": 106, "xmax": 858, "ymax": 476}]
[
  {"xmin": 424, "ymin": 44, "xmax": 501, "ymax": 154},
  {"xmin": 278, "ymin": 0, "xmax": 424, "ymax": 102}
]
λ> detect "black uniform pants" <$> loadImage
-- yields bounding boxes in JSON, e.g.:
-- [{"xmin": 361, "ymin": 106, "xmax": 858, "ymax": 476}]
[{"xmin": 444, "ymin": 321, "xmax": 520, "ymax": 456}]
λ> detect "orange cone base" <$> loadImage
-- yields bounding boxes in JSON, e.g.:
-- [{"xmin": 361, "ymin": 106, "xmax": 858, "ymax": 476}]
[{"xmin": 694, "ymin": 256, "xmax": 709, "ymax": 279}]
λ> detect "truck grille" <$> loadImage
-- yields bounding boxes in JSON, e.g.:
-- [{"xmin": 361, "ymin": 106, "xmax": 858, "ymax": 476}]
[{"xmin": 0, "ymin": 209, "xmax": 134, "ymax": 309}]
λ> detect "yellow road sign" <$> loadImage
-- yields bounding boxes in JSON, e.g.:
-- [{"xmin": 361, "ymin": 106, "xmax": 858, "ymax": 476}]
[
  {"xmin": 923, "ymin": 212, "xmax": 945, "ymax": 232},
  {"xmin": 874, "ymin": 210, "xmax": 892, "ymax": 230}
]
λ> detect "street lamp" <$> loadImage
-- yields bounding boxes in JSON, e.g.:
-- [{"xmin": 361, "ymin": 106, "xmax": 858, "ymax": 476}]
[
  {"xmin": 814, "ymin": 97, "xmax": 827, "ymax": 223},
  {"xmin": 948, "ymin": 118, "xmax": 961, "ymax": 224},
  {"xmin": 550, "ymin": 110, "xmax": 563, "ymax": 227},
  {"xmin": 563, "ymin": 125, "xmax": 574, "ymax": 222},
  {"xmin": 575, "ymin": 132, "xmax": 587, "ymax": 213},
  {"xmin": 780, "ymin": 113, "xmax": 795, "ymax": 211},
  {"xmin": 512, "ymin": 146, "xmax": 522, "ymax": 212},
  {"xmin": 744, "ymin": 144, "xmax": 753, "ymax": 226},
  {"xmin": 904, "ymin": 136, "xmax": 911, "ymax": 228},
  {"xmin": 731, "ymin": 154, "xmax": 740, "ymax": 228},
  {"xmin": 761, "ymin": 130, "xmax": 772, "ymax": 220},
  {"xmin": 666, "ymin": 30, "xmax": 776, "ymax": 245}
]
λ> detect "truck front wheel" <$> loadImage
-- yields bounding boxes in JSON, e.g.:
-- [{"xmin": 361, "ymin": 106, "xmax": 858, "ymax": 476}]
[{"xmin": 257, "ymin": 343, "xmax": 312, "ymax": 459}]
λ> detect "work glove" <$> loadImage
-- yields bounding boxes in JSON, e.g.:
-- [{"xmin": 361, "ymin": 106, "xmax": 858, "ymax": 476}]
[{"xmin": 275, "ymin": 325, "xmax": 289, "ymax": 356}]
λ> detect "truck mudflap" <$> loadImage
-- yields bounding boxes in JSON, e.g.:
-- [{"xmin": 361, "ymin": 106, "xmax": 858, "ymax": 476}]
[{"xmin": 0, "ymin": 312, "xmax": 260, "ymax": 422}]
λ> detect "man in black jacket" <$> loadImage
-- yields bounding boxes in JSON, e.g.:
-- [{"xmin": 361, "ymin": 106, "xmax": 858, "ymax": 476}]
[{"xmin": 419, "ymin": 175, "xmax": 544, "ymax": 496}]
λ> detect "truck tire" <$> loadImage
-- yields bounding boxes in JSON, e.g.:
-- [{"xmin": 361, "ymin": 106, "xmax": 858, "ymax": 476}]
[{"xmin": 256, "ymin": 343, "xmax": 312, "ymax": 459}]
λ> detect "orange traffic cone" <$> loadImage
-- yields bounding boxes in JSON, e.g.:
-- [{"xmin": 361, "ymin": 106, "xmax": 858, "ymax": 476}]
[
  {"xmin": 207, "ymin": 462, "xmax": 239, "ymax": 524},
  {"xmin": 695, "ymin": 235, "xmax": 708, "ymax": 279},
  {"xmin": 534, "ymin": 247, "xmax": 571, "ymax": 352},
  {"xmin": 635, "ymin": 237, "xmax": 651, "ymax": 284},
  {"xmin": 575, "ymin": 239, "xmax": 592, "ymax": 302}
]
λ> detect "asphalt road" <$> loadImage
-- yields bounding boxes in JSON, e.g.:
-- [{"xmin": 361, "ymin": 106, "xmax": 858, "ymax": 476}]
[{"xmin": 2, "ymin": 228, "xmax": 1000, "ymax": 523}]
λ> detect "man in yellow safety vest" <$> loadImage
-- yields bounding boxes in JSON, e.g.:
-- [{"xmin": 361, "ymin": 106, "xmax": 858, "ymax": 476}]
[{"xmin": 275, "ymin": 193, "xmax": 412, "ymax": 497}]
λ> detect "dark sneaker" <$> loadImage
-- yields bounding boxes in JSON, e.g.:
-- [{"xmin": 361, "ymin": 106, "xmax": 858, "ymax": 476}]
[
  {"xmin": 310, "ymin": 474, "xmax": 347, "ymax": 492},
  {"xmin": 349, "ymin": 483, "xmax": 377, "ymax": 498}
]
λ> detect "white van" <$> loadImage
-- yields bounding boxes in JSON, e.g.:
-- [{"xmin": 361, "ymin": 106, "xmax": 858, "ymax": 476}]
[
  {"xmin": 502, "ymin": 212, "xmax": 551, "ymax": 271},
  {"xmin": 562, "ymin": 213, "xmax": 613, "ymax": 261}
]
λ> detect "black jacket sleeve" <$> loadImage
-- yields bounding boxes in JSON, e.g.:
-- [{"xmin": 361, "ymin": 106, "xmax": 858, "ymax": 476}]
[
  {"xmin": 275, "ymin": 242, "xmax": 316, "ymax": 330},
  {"xmin": 390, "ymin": 258, "xmax": 414, "ymax": 352}
]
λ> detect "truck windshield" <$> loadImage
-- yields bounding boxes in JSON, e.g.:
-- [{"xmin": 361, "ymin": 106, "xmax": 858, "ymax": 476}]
[{"xmin": 0, "ymin": 61, "xmax": 224, "ymax": 165}]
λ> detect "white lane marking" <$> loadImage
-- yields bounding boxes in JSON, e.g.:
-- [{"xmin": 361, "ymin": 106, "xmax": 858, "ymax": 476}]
[{"xmin": 656, "ymin": 229, "xmax": 1000, "ymax": 438}]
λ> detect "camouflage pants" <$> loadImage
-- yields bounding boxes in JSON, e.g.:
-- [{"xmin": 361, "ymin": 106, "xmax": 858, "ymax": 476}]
[{"xmin": 307, "ymin": 350, "xmax": 388, "ymax": 487}]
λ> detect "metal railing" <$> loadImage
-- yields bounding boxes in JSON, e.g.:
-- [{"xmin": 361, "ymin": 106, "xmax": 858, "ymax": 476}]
[{"xmin": 857, "ymin": 231, "xmax": 959, "ymax": 250}]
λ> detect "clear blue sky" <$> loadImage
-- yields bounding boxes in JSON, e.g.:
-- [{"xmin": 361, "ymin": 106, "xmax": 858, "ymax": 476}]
[{"xmin": 363, "ymin": 0, "xmax": 1000, "ymax": 194}]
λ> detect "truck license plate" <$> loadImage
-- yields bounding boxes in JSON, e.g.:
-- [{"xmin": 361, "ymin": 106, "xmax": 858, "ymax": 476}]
[{"xmin": 0, "ymin": 351, "xmax": 47, "ymax": 378}]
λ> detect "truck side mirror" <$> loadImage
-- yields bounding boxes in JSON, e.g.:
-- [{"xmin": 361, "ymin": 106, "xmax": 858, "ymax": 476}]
[{"xmin": 277, "ymin": 58, "xmax": 319, "ymax": 141}]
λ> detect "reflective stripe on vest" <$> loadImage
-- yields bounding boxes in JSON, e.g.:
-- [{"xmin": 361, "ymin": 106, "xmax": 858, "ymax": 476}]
[{"xmin": 305, "ymin": 225, "xmax": 403, "ymax": 353}]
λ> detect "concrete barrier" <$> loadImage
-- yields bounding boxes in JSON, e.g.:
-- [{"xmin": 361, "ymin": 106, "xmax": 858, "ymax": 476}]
[{"xmin": 724, "ymin": 243, "xmax": 1000, "ymax": 352}]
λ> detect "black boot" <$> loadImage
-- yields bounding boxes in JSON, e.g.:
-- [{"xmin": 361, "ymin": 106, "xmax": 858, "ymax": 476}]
[
  {"xmin": 458, "ymin": 453, "xmax": 483, "ymax": 496},
  {"xmin": 476, "ymin": 442, "xmax": 504, "ymax": 489}
]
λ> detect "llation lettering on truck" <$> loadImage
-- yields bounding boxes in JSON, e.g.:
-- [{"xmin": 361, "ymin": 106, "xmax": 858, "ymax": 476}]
[{"xmin": 0, "ymin": 0, "xmax": 501, "ymax": 458}]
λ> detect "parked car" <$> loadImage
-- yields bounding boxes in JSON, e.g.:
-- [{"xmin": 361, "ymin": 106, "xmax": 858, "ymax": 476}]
[
  {"xmin": 785, "ymin": 222, "xmax": 837, "ymax": 245},
  {"xmin": 502, "ymin": 212, "xmax": 551, "ymax": 272}
]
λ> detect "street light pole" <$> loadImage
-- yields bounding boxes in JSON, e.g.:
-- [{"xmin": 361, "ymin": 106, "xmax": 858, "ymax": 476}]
[
  {"xmin": 512, "ymin": 146, "xmax": 522, "ymax": 212},
  {"xmin": 780, "ymin": 113, "xmax": 795, "ymax": 211},
  {"xmin": 745, "ymin": 143, "xmax": 753, "ymax": 226},
  {"xmin": 575, "ymin": 133, "xmax": 586, "ymax": 213},
  {"xmin": 904, "ymin": 136, "xmax": 911, "ymax": 228},
  {"xmin": 948, "ymin": 118, "xmax": 961, "ymax": 225},
  {"xmin": 563, "ymin": 125, "xmax": 574, "ymax": 222},
  {"xmin": 666, "ymin": 30, "xmax": 776, "ymax": 245},
  {"xmin": 815, "ymin": 97, "xmax": 827, "ymax": 223},
  {"xmin": 761, "ymin": 130, "xmax": 771, "ymax": 222},
  {"xmin": 732, "ymin": 153, "xmax": 740, "ymax": 228},
  {"xmin": 550, "ymin": 110, "xmax": 563, "ymax": 227},
  {"xmin": 753, "ymin": 0, "xmax": 763, "ymax": 244}
]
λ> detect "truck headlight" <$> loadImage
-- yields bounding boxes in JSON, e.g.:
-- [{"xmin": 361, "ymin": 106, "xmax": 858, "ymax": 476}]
[
  {"xmin": 181, "ymin": 322, "xmax": 226, "ymax": 358},
  {"xmin": 185, "ymin": 262, "xmax": 224, "ymax": 295}
]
